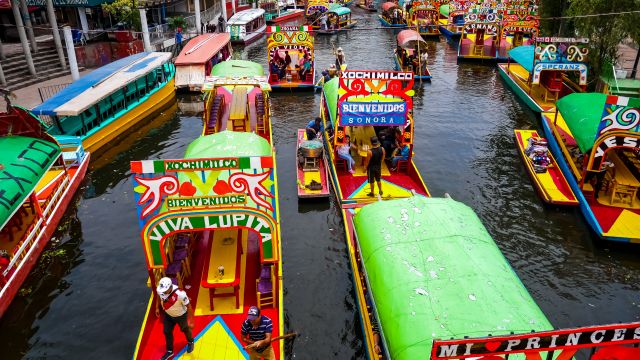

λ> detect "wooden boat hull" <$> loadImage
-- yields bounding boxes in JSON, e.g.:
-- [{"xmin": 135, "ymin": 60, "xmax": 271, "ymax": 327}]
[
  {"xmin": 438, "ymin": 25, "xmax": 461, "ymax": 38},
  {"xmin": 497, "ymin": 63, "xmax": 547, "ymax": 112},
  {"xmin": 514, "ymin": 129, "xmax": 578, "ymax": 205},
  {"xmin": 0, "ymin": 152, "xmax": 90, "ymax": 318},
  {"xmin": 457, "ymin": 34, "xmax": 497, "ymax": 61},
  {"xmin": 378, "ymin": 16, "xmax": 407, "ymax": 28},
  {"xmin": 296, "ymin": 129, "xmax": 330, "ymax": 198},
  {"xmin": 75, "ymin": 76, "xmax": 176, "ymax": 153},
  {"xmin": 541, "ymin": 113, "xmax": 640, "ymax": 243},
  {"xmin": 316, "ymin": 20, "xmax": 357, "ymax": 35},
  {"xmin": 231, "ymin": 25, "xmax": 266, "ymax": 45},
  {"xmin": 266, "ymin": 9, "xmax": 305, "ymax": 24},
  {"xmin": 393, "ymin": 54, "xmax": 432, "ymax": 80}
]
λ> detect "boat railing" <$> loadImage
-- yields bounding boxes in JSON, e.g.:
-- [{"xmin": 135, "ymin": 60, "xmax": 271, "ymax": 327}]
[
  {"xmin": 1, "ymin": 174, "xmax": 70, "ymax": 277},
  {"xmin": 56, "ymin": 136, "xmax": 86, "ymax": 167},
  {"xmin": 612, "ymin": 64, "xmax": 621, "ymax": 93}
]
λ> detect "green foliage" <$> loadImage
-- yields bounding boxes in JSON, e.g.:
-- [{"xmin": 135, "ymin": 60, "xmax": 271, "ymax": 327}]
[
  {"xmin": 167, "ymin": 16, "xmax": 187, "ymax": 31},
  {"xmin": 539, "ymin": 0, "xmax": 568, "ymax": 36},
  {"xmin": 567, "ymin": 0, "xmax": 638, "ymax": 80},
  {"xmin": 102, "ymin": 0, "xmax": 142, "ymax": 31}
]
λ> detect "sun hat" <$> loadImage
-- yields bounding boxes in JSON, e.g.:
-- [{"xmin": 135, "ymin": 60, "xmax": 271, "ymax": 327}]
[
  {"xmin": 247, "ymin": 306, "xmax": 260, "ymax": 321},
  {"xmin": 156, "ymin": 277, "xmax": 173, "ymax": 295}
]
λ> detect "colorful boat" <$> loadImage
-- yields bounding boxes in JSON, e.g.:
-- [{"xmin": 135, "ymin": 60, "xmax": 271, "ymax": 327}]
[
  {"xmin": 260, "ymin": 0, "xmax": 305, "ymax": 23},
  {"xmin": 0, "ymin": 99, "xmax": 90, "ymax": 318},
  {"xmin": 31, "ymin": 52, "xmax": 175, "ymax": 153},
  {"xmin": 320, "ymin": 70, "xmax": 429, "ymax": 205},
  {"xmin": 394, "ymin": 29, "xmax": 432, "ymax": 80},
  {"xmin": 296, "ymin": 129, "xmax": 330, "ymax": 198},
  {"xmin": 132, "ymin": 63, "xmax": 284, "ymax": 359},
  {"xmin": 514, "ymin": 129, "xmax": 578, "ymax": 205},
  {"xmin": 457, "ymin": 2, "xmax": 501, "ymax": 61},
  {"xmin": 317, "ymin": 5, "xmax": 357, "ymax": 35},
  {"xmin": 542, "ymin": 93, "xmax": 640, "ymax": 243},
  {"xmin": 496, "ymin": 0, "xmax": 539, "ymax": 61},
  {"xmin": 305, "ymin": 0, "xmax": 330, "ymax": 27},
  {"xmin": 227, "ymin": 9, "xmax": 267, "ymax": 45},
  {"xmin": 438, "ymin": 1, "xmax": 470, "ymax": 38},
  {"xmin": 407, "ymin": 1, "xmax": 441, "ymax": 37},
  {"xmin": 379, "ymin": 2, "xmax": 408, "ymax": 28},
  {"xmin": 174, "ymin": 33, "xmax": 233, "ymax": 92},
  {"xmin": 498, "ymin": 37, "xmax": 589, "ymax": 112},
  {"xmin": 267, "ymin": 26, "xmax": 316, "ymax": 90},
  {"xmin": 356, "ymin": 0, "xmax": 377, "ymax": 12},
  {"xmin": 342, "ymin": 196, "xmax": 553, "ymax": 359}
]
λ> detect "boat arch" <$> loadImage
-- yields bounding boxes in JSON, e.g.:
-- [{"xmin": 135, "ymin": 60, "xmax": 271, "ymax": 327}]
[{"xmin": 587, "ymin": 132, "xmax": 640, "ymax": 172}]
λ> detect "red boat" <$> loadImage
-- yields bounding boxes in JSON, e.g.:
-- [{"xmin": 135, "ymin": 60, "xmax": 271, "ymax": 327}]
[
  {"xmin": 0, "ymin": 98, "xmax": 90, "ymax": 317},
  {"xmin": 296, "ymin": 129, "xmax": 330, "ymax": 198}
]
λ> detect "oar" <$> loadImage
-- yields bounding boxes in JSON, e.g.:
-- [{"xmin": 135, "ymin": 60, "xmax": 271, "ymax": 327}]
[{"xmin": 245, "ymin": 332, "xmax": 299, "ymax": 353}]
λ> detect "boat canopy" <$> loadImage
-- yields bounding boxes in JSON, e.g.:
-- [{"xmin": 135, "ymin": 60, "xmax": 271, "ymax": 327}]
[
  {"xmin": 322, "ymin": 77, "xmax": 339, "ymax": 124},
  {"xmin": 556, "ymin": 93, "xmax": 608, "ymax": 153},
  {"xmin": 306, "ymin": 3, "xmax": 328, "ymax": 15},
  {"xmin": 227, "ymin": 8, "xmax": 266, "ymax": 25},
  {"xmin": 183, "ymin": 131, "xmax": 271, "ymax": 159},
  {"xmin": 0, "ymin": 136, "xmax": 61, "ymax": 229},
  {"xmin": 381, "ymin": 1, "xmax": 400, "ymax": 11},
  {"xmin": 353, "ymin": 196, "xmax": 553, "ymax": 360},
  {"xmin": 175, "ymin": 33, "xmax": 231, "ymax": 65},
  {"xmin": 439, "ymin": 3, "xmax": 450, "ymax": 16},
  {"xmin": 329, "ymin": 5, "xmax": 350, "ymax": 15},
  {"xmin": 211, "ymin": 60, "xmax": 265, "ymax": 77},
  {"xmin": 32, "ymin": 52, "xmax": 172, "ymax": 116},
  {"xmin": 508, "ymin": 45, "xmax": 535, "ymax": 73},
  {"xmin": 397, "ymin": 29, "xmax": 428, "ymax": 50}
]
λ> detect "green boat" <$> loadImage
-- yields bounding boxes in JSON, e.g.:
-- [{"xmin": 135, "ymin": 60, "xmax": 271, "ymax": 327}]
[{"xmin": 343, "ymin": 196, "xmax": 553, "ymax": 359}]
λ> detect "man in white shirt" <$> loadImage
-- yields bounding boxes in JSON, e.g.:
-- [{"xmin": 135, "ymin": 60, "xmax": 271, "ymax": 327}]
[{"xmin": 155, "ymin": 277, "xmax": 195, "ymax": 360}]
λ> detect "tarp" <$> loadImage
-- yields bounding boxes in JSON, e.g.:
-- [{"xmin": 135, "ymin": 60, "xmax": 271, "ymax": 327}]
[
  {"xmin": 329, "ymin": 5, "xmax": 351, "ymax": 16},
  {"xmin": 0, "ymin": 136, "xmax": 61, "ymax": 229},
  {"xmin": 381, "ymin": 1, "xmax": 400, "ymax": 12},
  {"xmin": 354, "ymin": 196, "xmax": 553, "ymax": 360},
  {"xmin": 227, "ymin": 8, "xmax": 266, "ymax": 25},
  {"xmin": 211, "ymin": 60, "xmax": 265, "ymax": 77},
  {"xmin": 183, "ymin": 131, "xmax": 271, "ymax": 159},
  {"xmin": 397, "ymin": 29, "xmax": 428, "ymax": 50},
  {"xmin": 439, "ymin": 3, "xmax": 450, "ymax": 17},
  {"xmin": 509, "ymin": 45, "xmax": 535, "ymax": 73},
  {"xmin": 322, "ymin": 77, "xmax": 339, "ymax": 124},
  {"xmin": 32, "ymin": 52, "xmax": 171, "ymax": 116},
  {"xmin": 557, "ymin": 93, "xmax": 608, "ymax": 153},
  {"xmin": 175, "ymin": 33, "xmax": 231, "ymax": 65}
]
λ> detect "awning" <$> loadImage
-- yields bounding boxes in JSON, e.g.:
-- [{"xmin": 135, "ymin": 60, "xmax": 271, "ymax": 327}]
[
  {"xmin": 211, "ymin": 59, "xmax": 264, "ymax": 77},
  {"xmin": 556, "ymin": 93, "xmax": 607, "ymax": 153},
  {"xmin": 329, "ymin": 6, "xmax": 350, "ymax": 16},
  {"xmin": 397, "ymin": 29, "xmax": 428, "ymax": 50},
  {"xmin": 175, "ymin": 33, "xmax": 231, "ymax": 66},
  {"xmin": 509, "ymin": 45, "xmax": 534, "ymax": 73},
  {"xmin": 381, "ymin": 1, "xmax": 400, "ymax": 12}
]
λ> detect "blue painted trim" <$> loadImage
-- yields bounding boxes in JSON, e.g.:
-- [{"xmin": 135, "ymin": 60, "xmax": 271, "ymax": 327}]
[
  {"xmin": 378, "ymin": 16, "xmax": 407, "ymax": 28},
  {"xmin": 496, "ymin": 64, "xmax": 544, "ymax": 113}
]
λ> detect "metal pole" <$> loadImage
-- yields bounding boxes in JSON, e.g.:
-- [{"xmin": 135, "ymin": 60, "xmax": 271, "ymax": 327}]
[
  {"xmin": 631, "ymin": 47, "xmax": 640, "ymax": 79},
  {"xmin": 47, "ymin": 0, "xmax": 67, "ymax": 70},
  {"xmin": 231, "ymin": 0, "xmax": 236, "ymax": 15},
  {"xmin": 19, "ymin": 0, "xmax": 38, "ymax": 53},
  {"xmin": 0, "ymin": 62, "xmax": 6, "ymax": 86},
  {"xmin": 11, "ymin": 0, "xmax": 36, "ymax": 76},
  {"xmin": 194, "ymin": 0, "xmax": 202, "ymax": 34},
  {"xmin": 0, "ymin": 37, "xmax": 4, "ymax": 60},
  {"xmin": 77, "ymin": 7, "xmax": 89, "ymax": 35},
  {"xmin": 63, "ymin": 26, "xmax": 80, "ymax": 80},
  {"xmin": 139, "ymin": 8, "xmax": 152, "ymax": 51},
  {"xmin": 220, "ymin": 0, "xmax": 227, "ymax": 24}
]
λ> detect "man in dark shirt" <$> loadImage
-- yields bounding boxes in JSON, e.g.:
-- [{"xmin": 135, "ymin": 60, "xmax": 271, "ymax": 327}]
[
  {"xmin": 241, "ymin": 306, "xmax": 274, "ymax": 360},
  {"xmin": 365, "ymin": 136, "xmax": 385, "ymax": 197},
  {"xmin": 284, "ymin": 51, "xmax": 292, "ymax": 69}
]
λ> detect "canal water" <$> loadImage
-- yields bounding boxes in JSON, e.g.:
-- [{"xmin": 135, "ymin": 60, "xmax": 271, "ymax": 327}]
[{"xmin": 2, "ymin": 9, "xmax": 640, "ymax": 360}]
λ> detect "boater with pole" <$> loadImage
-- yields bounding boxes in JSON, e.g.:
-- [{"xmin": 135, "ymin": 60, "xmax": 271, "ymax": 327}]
[{"xmin": 364, "ymin": 136, "xmax": 385, "ymax": 197}]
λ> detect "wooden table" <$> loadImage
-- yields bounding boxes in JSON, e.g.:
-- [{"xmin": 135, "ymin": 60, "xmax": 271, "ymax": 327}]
[
  {"xmin": 608, "ymin": 151, "xmax": 640, "ymax": 207},
  {"xmin": 201, "ymin": 229, "xmax": 243, "ymax": 310}
]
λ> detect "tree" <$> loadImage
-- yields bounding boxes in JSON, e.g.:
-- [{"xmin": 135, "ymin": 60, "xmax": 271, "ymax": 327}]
[
  {"xmin": 102, "ymin": 0, "xmax": 141, "ymax": 31},
  {"xmin": 167, "ymin": 16, "xmax": 187, "ymax": 31},
  {"xmin": 567, "ymin": 0, "xmax": 635, "ymax": 81},
  {"xmin": 539, "ymin": 0, "xmax": 569, "ymax": 36}
]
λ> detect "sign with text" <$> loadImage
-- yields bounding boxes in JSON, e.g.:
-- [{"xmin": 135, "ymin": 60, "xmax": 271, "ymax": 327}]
[
  {"xmin": 431, "ymin": 322, "xmax": 640, "ymax": 359},
  {"xmin": 532, "ymin": 62, "xmax": 587, "ymax": 85},
  {"xmin": 339, "ymin": 102, "xmax": 407, "ymax": 126}
]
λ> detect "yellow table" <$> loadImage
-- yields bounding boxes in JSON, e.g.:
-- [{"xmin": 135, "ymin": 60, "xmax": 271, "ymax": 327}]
[
  {"xmin": 608, "ymin": 152, "xmax": 640, "ymax": 207},
  {"xmin": 201, "ymin": 229, "xmax": 243, "ymax": 310}
]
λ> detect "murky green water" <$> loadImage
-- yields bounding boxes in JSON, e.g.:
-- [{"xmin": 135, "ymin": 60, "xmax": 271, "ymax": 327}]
[{"xmin": 2, "ymin": 8, "xmax": 640, "ymax": 360}]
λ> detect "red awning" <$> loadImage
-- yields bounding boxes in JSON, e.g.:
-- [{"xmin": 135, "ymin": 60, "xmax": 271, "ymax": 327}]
[
  {"xmin": 174, "ymin": 33, "xmax": 231, "ymax": 65},
  {"xmin": 381, "ymin": 2, "xmax": 400, "ymax": 11},
  {"xmin": 397, "ymin": 29, "xmax": 427, "ymax": 49}
]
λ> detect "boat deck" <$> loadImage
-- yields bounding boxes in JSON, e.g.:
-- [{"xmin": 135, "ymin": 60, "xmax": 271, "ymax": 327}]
[{"xmin": 135, "ymin": 230, "xmax": 281, "ymax": 359}]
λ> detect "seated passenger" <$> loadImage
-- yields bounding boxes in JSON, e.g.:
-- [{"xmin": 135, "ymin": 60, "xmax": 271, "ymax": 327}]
[
  {"xmin": 390, "ymin": 143, "xmax": 410, "ymax": 170},
  {"xmin": 270, "ymin": 62, "xmax": 281, "ymax": 79},
  {"xmin": 337, "ymin": 135, "xmax": 357, "ymax": 174}
]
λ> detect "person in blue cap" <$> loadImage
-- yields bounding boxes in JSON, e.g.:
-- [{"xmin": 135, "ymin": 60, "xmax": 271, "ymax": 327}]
[{"xmin": 241, "ymin": 306, "xmax": 274, "ymax": 359}]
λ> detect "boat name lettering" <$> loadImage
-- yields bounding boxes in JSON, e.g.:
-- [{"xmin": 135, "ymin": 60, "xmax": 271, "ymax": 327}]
[
  {"xmin": 166, "ymin": 195, "xmax": 247, "ymax": 208},
  {"xmin": 535, "ymin": 37, "xmax": 589, "ymax": 44},
  {"xmin": 341, "ymin": 71, "xmax": 413, "ymax": 80},
  {"xmin": 532, "ymin": 62, "xmax": 587, "ymax": 86},
  {"xmin": 464, "ymin": 23, "xmax": 497, "ymax": 33},
  {"xmin": 149, "ymin": 213, "xmax": 272, "ymax": 243},
  {"xmin": 433, "ymin": 323, "xmax": 640, "ymax": 358},
  {"xmin": 591, "ymin": 135, "xmax": 640, "ymax": 171},
  {"xmin": 0, "ymin": 139, "xmax": 59, "ymax": 211},
  {"xmin": 339, "ymin": 101, "xmax": 407, "ymax": 126},
  {"xmin": 341, "ymin": 103, "xmax": 406, "ymax": 113},
  {"xmin": 165, "ymin": 159, "xmax": 239, "ymax": 171}
]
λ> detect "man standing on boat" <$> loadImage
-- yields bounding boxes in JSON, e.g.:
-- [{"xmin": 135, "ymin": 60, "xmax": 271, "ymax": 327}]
[
  {"xmin": 305, "ymin": 117, "xmax": 324, "ymax": 140},
  {"xmin": 241, "ymin": 306, "xmax": 275, "ymax": 360},
  {"xmin": 218, "ymin": 15, "xmax": 225, "ymax": 33},
  {"xmin": 365, "ymin": 136, "xmax": 385, "ymax": 197},
  {"xmin": 155, "ymin": 277, "xmax": 194, "ymax": 360}
]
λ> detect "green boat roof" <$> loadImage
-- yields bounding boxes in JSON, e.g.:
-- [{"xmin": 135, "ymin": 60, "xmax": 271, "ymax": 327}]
[
  {"xmin": 353, "ymin": 197, "xmax": 553, "ymax": 360},
  {"xmin": 439, "ymin": 3, "xmax": 450, "ymax": 16},
  {"xmin": 322, "ymin": 77, "xmax": 339, "ymax": 124},
  {"xmin": 210, "ymin": 60, "xmax": 265, "ymax": 77},
  {"xmin": 184, "ymin": 131, "xmax": 271, "ymax": 159},
  {"xmin": 0, "ymin": 136, "xmax": 61, "ymax": 229},
  {"xmin": 556, "ymin": 93, "xmax": 608, "ymax": 153},
  {"xmin": 329, "ymin": 5, "xmax": 350, "ymax": 15}
]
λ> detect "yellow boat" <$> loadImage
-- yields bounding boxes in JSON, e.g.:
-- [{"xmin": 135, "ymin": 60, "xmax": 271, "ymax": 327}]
[{"xmin": 32, "ymin": 52, "xmax": 175, "ymax": 154}]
